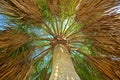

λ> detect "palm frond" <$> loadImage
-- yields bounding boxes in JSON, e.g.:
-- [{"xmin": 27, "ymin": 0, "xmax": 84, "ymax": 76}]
[
  {"xmin": 82, "ymin": 13, "xmax": 120, "ymax": 56},
  {"xmin": 81, "ymin": 12, "xmax": 120, "ymax": 79},
  {"xmin": 0, "ymin": 50, "xmax": 33, "ymax": 80},
  {"xmin": 0, "ymin": 29, "xmax": 30, "ymax": 54},
  {"xmin": 0, "ymin": 28, "xmax": 36, "ymax": 80},
  {"xmin": 0, "ymin": 0, "xmax": 42, "ymax": 25},
  {"xmin": 47, "ymin": 0, "xmax": 59, "ymax": 16},
  {"xmin": 86, "ymin": 55, "xmax": 120, "ymax": 79},
  {"xmin": 71, "ymin": 51, "xmax": 104, "ymax": 80},
  {"xmin": 30, "ymin": 52, "xmax": 52, "ymax": 80},
  {"xmin": 75, "ymin": 0, "xmax": 120, "ymax": 25},
  {"xmin": 47, "ymin": 0, "xmax": 79, "ymax": 16}
]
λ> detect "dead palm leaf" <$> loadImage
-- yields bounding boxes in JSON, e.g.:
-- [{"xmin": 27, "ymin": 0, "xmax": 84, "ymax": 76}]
[
  {"xmin": 76, "ymin": 0, "xmax": 120, "ymax": 79},
  {"xmin": 0, "ymin": 50, "xmax": 33, "ymax": 80},
  {"xmin": 47, "ymin": 0, "xmax": 59, "ymax": 16},
  {"xmin": 86, "ymin": 55, "xmax": 120, "ymax": 80},
  {"xmin": 0, "ymin": 29, "xmax": 30, "ymax": 55},
  {"xmin": 75, "ymin": 0, "xmax": 120, "ymax": 25},
  {"xmin": 82, "ymin": 13, "xmax": 120, "ymax": 56},
  {"xmin": 47, "ymin": 0, "xmax": 79, "ymax": 16},
  {"xmin": 0, "ymin": 0, "xmax": 42, "ymax": 24}
]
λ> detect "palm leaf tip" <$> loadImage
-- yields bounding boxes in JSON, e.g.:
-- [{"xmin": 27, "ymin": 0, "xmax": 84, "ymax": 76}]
[{"xmin": 0, "ymin": 0, "xmax": 43, "ymax": 24}]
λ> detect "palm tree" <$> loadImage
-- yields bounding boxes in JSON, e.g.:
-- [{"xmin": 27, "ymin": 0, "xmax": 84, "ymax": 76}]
[{"xmin": 0, "ymin": 0, "xmax": 120, "ymax": 80}]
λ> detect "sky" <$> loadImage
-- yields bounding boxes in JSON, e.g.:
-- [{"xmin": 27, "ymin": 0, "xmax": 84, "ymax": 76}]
[{"xmin": 0, "ymin": 14, "xmax": 6, "ymax": 30}]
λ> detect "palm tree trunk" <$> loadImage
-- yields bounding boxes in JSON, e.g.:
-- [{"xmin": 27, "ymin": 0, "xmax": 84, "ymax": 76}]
[{"xmin": 49, "ymin": 44, "xmax": 81, "ymax": 80}]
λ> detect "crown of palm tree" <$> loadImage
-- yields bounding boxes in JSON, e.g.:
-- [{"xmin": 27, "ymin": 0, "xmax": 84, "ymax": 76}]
[{"xmin": 0, "ymin": 0, "xmax": 120, "ymax": 80}]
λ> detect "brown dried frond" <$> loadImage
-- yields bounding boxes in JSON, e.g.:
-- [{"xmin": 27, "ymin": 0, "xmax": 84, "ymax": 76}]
[
  {"xmin": 82, "ymin": 13, "xmax": 120, "ymax": 56},
  {"xmin": 0, "ymin": 50, "xmax": 33, "ymax": 80},
  {"xmin": 47, "ymin": 0, "xmax": 59, "ymax": 16},
  {"xmin": 75, "ymin": 0, "xmax": 120, "ymax": 25},
  {"xmin": 47, "ymin": 0, "xmax": 79, "ymax": 16},
  {"xmin": 0, "ymin": 29, "xmax": 30, "ymax": 54},
  {"xmin": 0, "ymin": 0, "xmax": 42, "ymax": 24},
  {"xmin": 86, "ymin": 55, "xmax": 120, "ymax": 80}
]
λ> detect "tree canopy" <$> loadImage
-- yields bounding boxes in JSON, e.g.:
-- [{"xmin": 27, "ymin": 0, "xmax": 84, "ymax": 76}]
[{"xmin": 0, "ymin": 0, "xmax": 120, "ymax": 80}]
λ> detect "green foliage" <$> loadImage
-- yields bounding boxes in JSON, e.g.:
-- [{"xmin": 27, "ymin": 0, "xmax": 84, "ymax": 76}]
[
  {"xmin": 29, "ymin": 53, "xmax": 52, "ymax": 80},
  {"xmin": 37, "ymin": 0, "xmax": 52, "ymax": 21},
  {"xmin": 72, "ymin": 51, "xmax": 104, "ymax": 80}
]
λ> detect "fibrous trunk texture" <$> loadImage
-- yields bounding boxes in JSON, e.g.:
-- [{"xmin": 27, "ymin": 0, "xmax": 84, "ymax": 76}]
[{"xmin": 49, "ymin": 44, "xmax": 81, "ymax": 80}]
